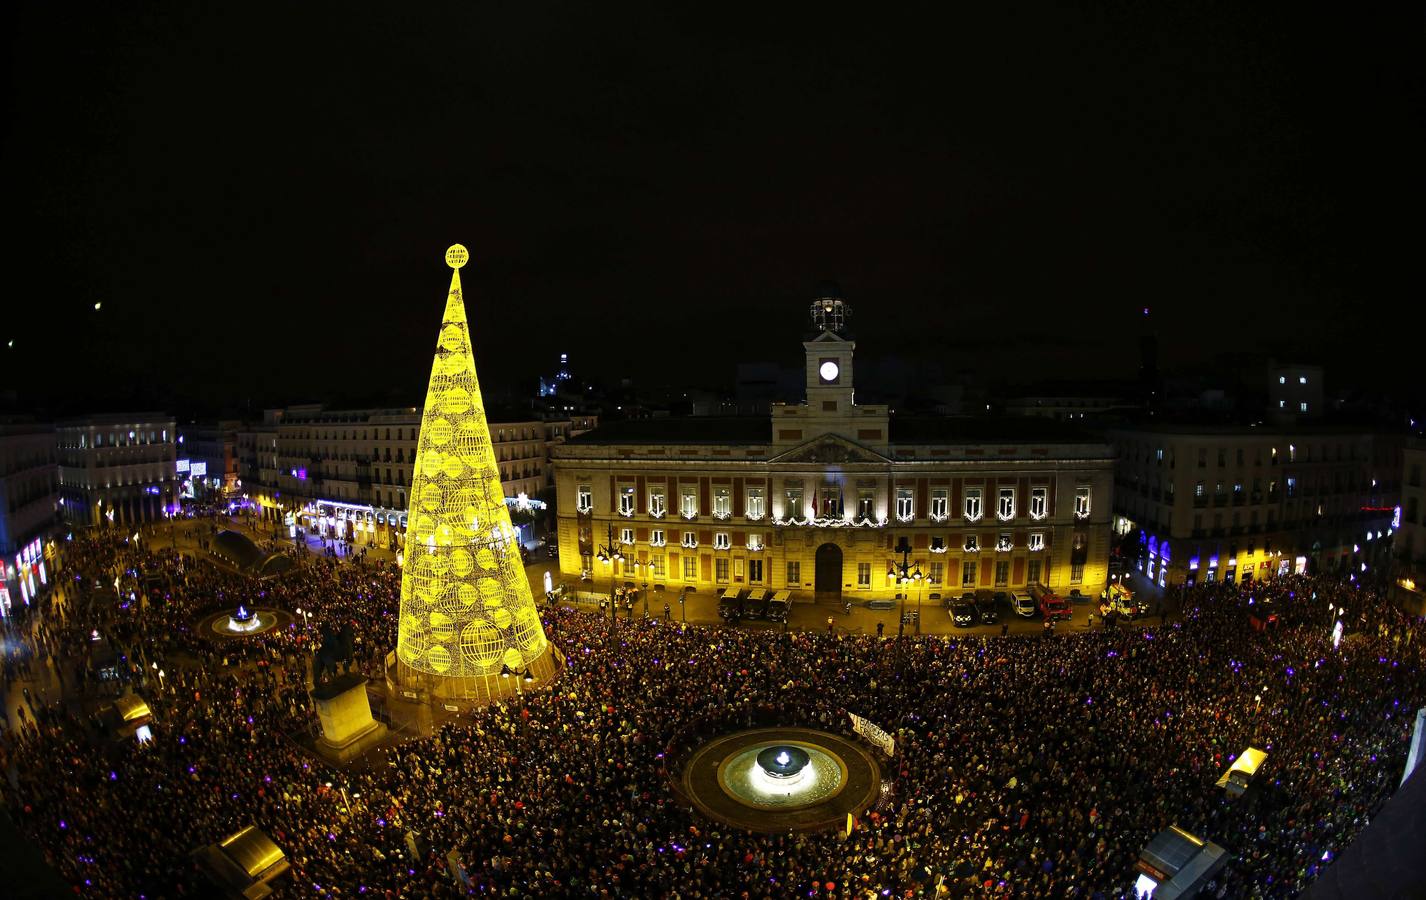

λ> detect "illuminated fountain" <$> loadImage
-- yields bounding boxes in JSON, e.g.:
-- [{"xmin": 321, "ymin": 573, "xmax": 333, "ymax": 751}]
[
  {"xmin": 756, "ymin": 746, "xmax": 811, "ymax": 785},
  {"xmin": 225, "ymin": 604, "xmax": 264, "ymax": 633}
]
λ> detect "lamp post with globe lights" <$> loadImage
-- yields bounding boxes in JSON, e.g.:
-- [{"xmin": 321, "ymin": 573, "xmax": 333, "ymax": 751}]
[
  {"xmin": 886, "ymin": 537, "xmax": 923, "ymax": 638},
  {"xmin": 595, "ymin": 523, "xmax": 622, "ymax": 633}
]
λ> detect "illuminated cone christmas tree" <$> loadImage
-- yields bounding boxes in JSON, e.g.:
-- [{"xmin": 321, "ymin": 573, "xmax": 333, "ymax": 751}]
[{"xmin": 394, "ymin": 244, "xmax": 555, "ymax": 700}]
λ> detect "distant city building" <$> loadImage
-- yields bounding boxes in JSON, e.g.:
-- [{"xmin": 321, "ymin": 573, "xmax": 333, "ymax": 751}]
[
  {"xmin": 0, "ymin": 419, "xmax": 58, "ymax": 615},
  {"xmin": 56, "ymin": 413, "xmax": 178, "ymax": 527},
  {"xmin": 538, "ymin": 352, "xmax": 573, "ymax": 398},
  {"xmin": 1393, "ymin": 439, "xmax": 1425, "ymax": 612},
  {"xmin": 1267, "ymin": 362, "xmax": 1324, "ymax": 423},
  {"xmin": 178, "ymin": 420, "xmax": 240, "ymax": 500},
  {"xmin": 237, "ymin": 404, "xmax": 594, "ymax": 548},
  {"xmin": 1003, "ymin": 383, "xmax": 1141, "ymax": 422},
  {"xmin": 1109, "ymin": 423, "xmax": 1402, "ymax": 588},
  {"xmin": 553, "ymin": 288, "xmax": 1114, "ymax": 602}
]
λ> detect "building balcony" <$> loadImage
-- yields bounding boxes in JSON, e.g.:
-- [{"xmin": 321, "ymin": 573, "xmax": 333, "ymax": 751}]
[{"xmin": 1193, "ymin": 496, "xmax": 1208, "ymax": 508}]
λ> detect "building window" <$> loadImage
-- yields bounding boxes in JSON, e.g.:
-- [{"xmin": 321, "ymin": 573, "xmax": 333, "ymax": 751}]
[
  {"xmin": 713, "ymin": 487, "xmax": 731, "ymax": 519},
  {"xmin": 715, "ymin": 558, "xmax": 729, "ymax": 583},
  {"xmin": 1299, "ymin": 375, "xmax": 1307, "ymax": 384},
  {"xmin": 821, "ymin": 487, "xmax": 843, "ymax": 517},
  {"xmin": 1027, "ymin": 559, "xmax": 1042, "ymax": 585},
  {"xmin": 681, "ymin": 531, "xmax": 698, "ymax": 549},
  {"xmin": 895, "ymin": 487, "xmax": 915, "ymax": 522},
  {"xmin": 1029, "ymin": 487, "xmax": 1047, "ymax": 520},
  {"xmin": 1070, "ymin": 563, "xmax": 1085, "ymax": 583},
  {"xmin": 1028, "ymin": 532, "xmax": 1045, "ymax": 552},
  {"xmin": 1155, "ymin": 447, "xmax": 1164, "ymax": 462},
  {"xmin": 1286, "ymin": 476, "xmax": 1297, "ymax": 498},
  {"xmin": 785, "ymin": 487, "xmax": 803, "ymax": 519},
  {"xmin": 995, "ymin": 561, "xmax": 1009, "ymax": 587},
  {"xmin": 713, "ymin": 532, "xmax": 731, "ymax": 550},
  {"xmin": 929, "ymin": 561, "xmax": 944, "ymax": 585},
  {"xmin": 576, "ymin": 484, "xmax": 592, "ymax": 514},
  {"xmin": 930, "ymin": 488, "xmax": 948, "ymax": 521},
  {"xmin": 649, "ymin": 488, "xmax": 666, "ymax": 518},
  {"xmin": 787, "ymin": 561, "xmax": 801, "ymax": 585},
  {"xmin": 997, "ymin": 488, "xmax": 1015, "ymax": 520},
  {"xmin": 651, "ymin": 554, "xmax": 665, "ymax": 577},
  {"xmin": 961, "ymin": 562, "xmax": 977, "ymax": 588},
  {"xmin": 856, "ymin": 488, "xmax": 875, "ymax": 519},
  {"xmin": 1074, "ymin": 486, "xmax": 1091, "ymax": 519},
  {"xmin": 1300, "ymin": 402, "xmax": 1308, "ymax": 413},
  {"xmin": 620, "ymin": 528, "xmax": 634, "ymax": 545},
  {"xmin": 748, "ymin": 559, "xmax": 763, "ymax": 583},
  {"xmin": 963, "ymin": 534, "xmax": 979, "ymax": 553},
  {"xmin": 1288, "ymin": 444, "xmax": 1296, "ymax": 462},
  {"xmin": 857, "ymin": 562, "xmax": 871, "ymax": 589},
  {"xmin": 650, "ymin": 529, "xmax": 666, "ymax": 547},
  {"xmin": 746, "ymin": 532, "xmax": 763, "ymax": 551},
  {"xmin": 681, "ymin": 487, "xmax": 698, "ymax": 519},
  {"xmin": 682, "ymin": 555, "xmax": 696, "ymax": 580},
  {"xmin": 996, "ymin": 533, "xmax": 1013, "ymax": 552},
  {"xmin": 929, "ymin": 536, "xmax": 946, "ymax": 553},
  {"xmin": 618, "ymin": 485, "xmax": 635, "ymax": 517},
  {"xmin": 1279, "ymin": 375, "xmax": 1286, "ymax": 384},
  {"xmin": 1197, "ymin": 448, "xmax": 1207, "ymax": 467},
  {"xmin": 745, "ymin": 487, "xmax": 765, "ymax": 520},
  {"xmin": 963, "ymin": 488, "xmax": 983, "ymax": 522}
]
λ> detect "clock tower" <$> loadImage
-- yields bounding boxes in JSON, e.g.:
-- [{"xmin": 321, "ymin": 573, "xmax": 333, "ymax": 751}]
[
  {"xmin": 770, "ymin": 283, "xmax": 890, "ymax": 451},
  {"xmin": 804, "ymin": 285, "xmax": 856, "ymax": 412}
]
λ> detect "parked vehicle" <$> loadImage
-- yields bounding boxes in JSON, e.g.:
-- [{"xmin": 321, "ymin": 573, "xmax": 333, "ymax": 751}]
[
  {"xmin": 975, "ymin": 596, "xmax": 999, "ymax": 625},
  {"xmin": 1013, "ymin": 593, "xmax": 1038, "ymax": 618},
  {"xmin": 717, "ymin": 588, "xmax": 744, "ymax": 622},
  {"xmin": 744, "ymin": 589, "xmax": 770, "ymax": 620},
  {"xmin": 951, "ymin": 601, "xmax": 976, "ymax": 627},
  {"xmin": 1029, "ymin": 582, "xmax": 1071, "ymax": 620},
  {"xmin": 765, "ymin": 591, "xmax": 791, "ymax": 622}
]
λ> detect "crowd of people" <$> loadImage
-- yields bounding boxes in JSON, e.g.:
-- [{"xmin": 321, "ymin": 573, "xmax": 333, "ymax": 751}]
[{"xmin": 1, "ymin": 518, "xmax": 1423, "ymax": 898}]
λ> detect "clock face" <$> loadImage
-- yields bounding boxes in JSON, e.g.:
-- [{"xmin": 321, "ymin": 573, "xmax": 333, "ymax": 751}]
[{"xmin": 819, "ymin": 360, "xmax": 840, "ymax": 383}]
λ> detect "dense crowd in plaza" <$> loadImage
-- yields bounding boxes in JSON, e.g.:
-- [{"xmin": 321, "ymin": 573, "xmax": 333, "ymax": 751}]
[{"xmin": 1, "ymin": 518, "xmax": 1423, "ymax": 899}]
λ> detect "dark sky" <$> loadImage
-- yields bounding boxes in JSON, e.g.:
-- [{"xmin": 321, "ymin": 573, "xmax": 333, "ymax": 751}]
[{"xmin": 3, "ymin": 3, "xmax": 1423, "ymax": 417}]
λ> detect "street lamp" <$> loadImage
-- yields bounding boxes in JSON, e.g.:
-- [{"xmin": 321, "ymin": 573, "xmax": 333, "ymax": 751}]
[
  {"xmin": 594, "ymin": 523, "xmax": 622, "ymax": 633},
  {"xmin": 886, "ymin": 538, "xmax": 923, "ymax": 638}
]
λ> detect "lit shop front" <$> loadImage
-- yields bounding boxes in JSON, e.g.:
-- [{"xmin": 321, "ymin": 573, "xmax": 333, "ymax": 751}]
[
  {"xmin": 297, "ymin": 500, "xmax": 407, "ymax": 549},
  {"xmin": 2, "ymin": 537, "xmax": 49, "ymax": 618}
]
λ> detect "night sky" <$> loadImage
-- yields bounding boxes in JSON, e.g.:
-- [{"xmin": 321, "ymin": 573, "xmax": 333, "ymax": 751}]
[{"xmin": 3, "ymin": 4, "xmax": 1422, "ymax": 417}]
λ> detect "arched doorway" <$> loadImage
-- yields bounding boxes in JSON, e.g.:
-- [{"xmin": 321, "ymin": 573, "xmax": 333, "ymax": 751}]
[{"xmin": 815, "ymin": 543, "xmax": 843, "ymax": 600}]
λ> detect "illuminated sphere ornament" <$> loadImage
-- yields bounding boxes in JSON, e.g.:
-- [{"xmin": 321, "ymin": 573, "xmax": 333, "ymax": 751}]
[{"xmin": 394, "ymin": 245, "xmax": 556, "ymax": 701}]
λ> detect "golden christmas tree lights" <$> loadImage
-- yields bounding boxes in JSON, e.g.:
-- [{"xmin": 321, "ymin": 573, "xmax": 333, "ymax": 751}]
[{"xmin": 394, "ymin": 244, "xmax": 556, "ymax": 700}]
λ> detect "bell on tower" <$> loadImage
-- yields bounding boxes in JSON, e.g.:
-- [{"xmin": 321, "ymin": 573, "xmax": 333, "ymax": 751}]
[{"xmin": 809, "ymin": 281, "xmax": 851, "ymax": 337}]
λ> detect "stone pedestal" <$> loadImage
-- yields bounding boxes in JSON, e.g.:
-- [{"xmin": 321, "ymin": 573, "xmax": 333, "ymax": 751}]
[{"xmin": 312, "ymin": 673, "xmax": 386, "ymax": 764}]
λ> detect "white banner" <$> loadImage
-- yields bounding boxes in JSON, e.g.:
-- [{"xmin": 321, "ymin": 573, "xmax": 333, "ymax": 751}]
[{"xmin": 848, "ymin": 711, "xmax": 895, "ymax": 757}]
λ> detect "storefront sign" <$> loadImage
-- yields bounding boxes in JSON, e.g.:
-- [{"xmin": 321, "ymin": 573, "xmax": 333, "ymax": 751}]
[{"xmin": 848, "ymin": 711, "xmax": 895, "ymax": 756}]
